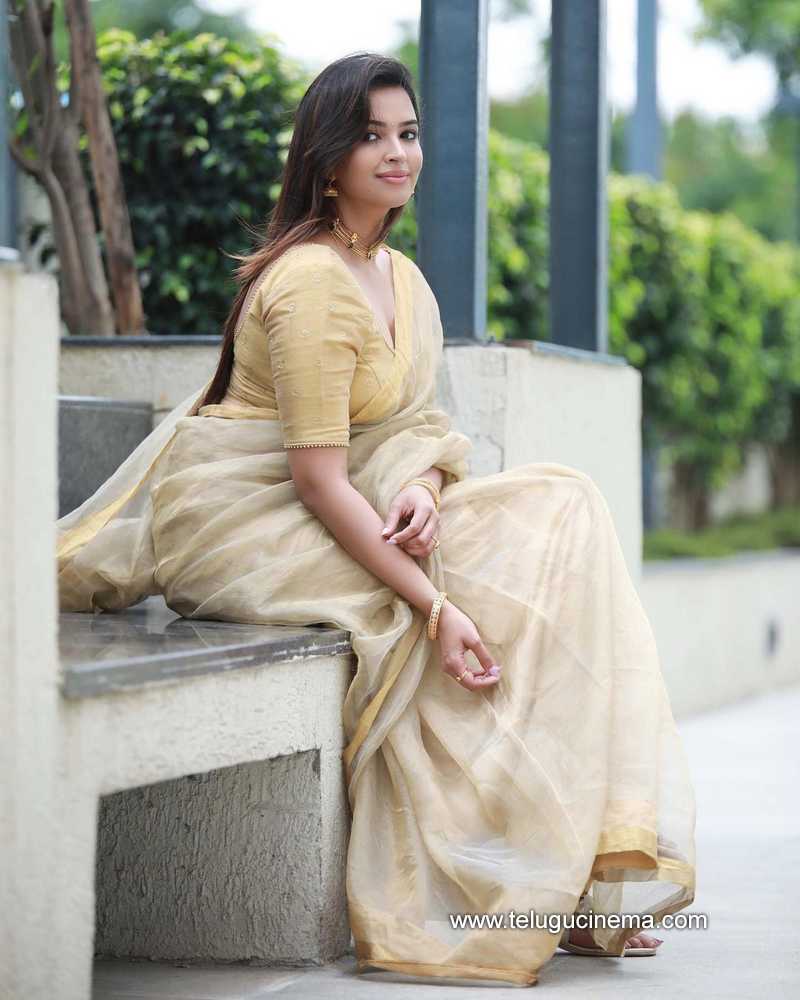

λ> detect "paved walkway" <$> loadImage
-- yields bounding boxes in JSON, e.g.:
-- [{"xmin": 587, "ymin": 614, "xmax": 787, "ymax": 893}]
[{"xmin": 93, "ymin": 685, "xmax": 800, "ymax": 999}]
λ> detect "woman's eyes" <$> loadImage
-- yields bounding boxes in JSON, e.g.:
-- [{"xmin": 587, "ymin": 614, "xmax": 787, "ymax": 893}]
[{"xmin": 365, "ymin": 130, "xmax": 418, "ymax": 142}]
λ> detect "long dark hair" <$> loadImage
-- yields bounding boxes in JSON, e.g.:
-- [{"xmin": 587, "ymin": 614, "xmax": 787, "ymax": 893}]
[{"xmin": 196, "ymin": 52, "xmax": 422, "ymax": 410}]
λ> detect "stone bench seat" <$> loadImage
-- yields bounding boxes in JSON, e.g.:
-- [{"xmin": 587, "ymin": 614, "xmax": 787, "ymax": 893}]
[
  {"xmin": 60, "ymin": 594, "xmax": 354, "ymax": 699},
  {"xmin": 57, "ymin": 595, "xmax": 356, "ymax": 969}
]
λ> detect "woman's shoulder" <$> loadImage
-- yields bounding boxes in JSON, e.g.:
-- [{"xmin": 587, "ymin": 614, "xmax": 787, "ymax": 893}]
[
  {"xmin": 250, "ymin": 243, "xmax": 336, "ymax": 307},
  {"xmin": 253, "ymin": 242, "xmax": 372, "ymax": 325},
  {"xmin": 260, "ymin": 242, "xmax": 336, "ymax": 287}
]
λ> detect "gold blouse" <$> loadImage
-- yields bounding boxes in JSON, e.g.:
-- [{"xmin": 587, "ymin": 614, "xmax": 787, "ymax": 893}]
[{"xmin": 199, "ymin": 243, "xmax": 404, "ymax": 448}]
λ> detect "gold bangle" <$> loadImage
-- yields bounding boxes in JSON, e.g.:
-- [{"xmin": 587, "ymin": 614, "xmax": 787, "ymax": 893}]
[
  {"xmin": 403, "ymin": 477, "xmax": 441, "ymax": 511},
  {"xmin": 427, "ymin": 590, "xmax": 447, "ymax": 640}
]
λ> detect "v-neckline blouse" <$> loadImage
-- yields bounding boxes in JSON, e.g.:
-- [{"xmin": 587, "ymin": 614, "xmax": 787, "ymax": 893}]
[
  {"xmin": 236, "ymin": 240, "xmax": 406, "ymax": 361},
  {"xmin": 205, "ymin": 240, "xmax": 415, "ymax": 436}
]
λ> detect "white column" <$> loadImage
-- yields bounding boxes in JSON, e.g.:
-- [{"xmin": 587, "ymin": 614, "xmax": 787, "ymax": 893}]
[{"xmin": 0, "ymin": 261, "xmax": 91, "ymax": 997}]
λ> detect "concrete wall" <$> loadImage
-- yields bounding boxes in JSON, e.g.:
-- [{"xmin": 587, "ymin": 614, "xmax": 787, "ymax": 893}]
[{"xmin": 640, "ymin": 549, "xmax": 800, "ymax": 718}]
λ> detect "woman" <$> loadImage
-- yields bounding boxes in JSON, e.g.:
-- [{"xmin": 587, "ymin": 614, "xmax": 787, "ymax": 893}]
[{"xmin": 57, "ymin": 53, "xmax": 696, "ymax": 988}]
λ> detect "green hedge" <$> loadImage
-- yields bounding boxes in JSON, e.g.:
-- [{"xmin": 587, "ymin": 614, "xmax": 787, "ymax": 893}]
[{"xmin": 643, "ymin": 503, "xmax": 800, "ymax": 559}]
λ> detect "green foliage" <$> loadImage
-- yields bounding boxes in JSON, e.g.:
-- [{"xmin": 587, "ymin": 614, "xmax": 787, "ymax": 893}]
[
  {"xmin": 608, "ymin": 181, "xmax": 800, "ymax": 491},
  {"xmin": 90, "ymin": 28, "xmax": 305, "ymax": 334},
  {"xmin": 485, "ymin": 132, "xmax": 549, "ymax": 342},
  {"xmin": 607, "ymin": 177, "xmax": 710, "ymax": 451},
  {"xmin": 696, "ymin": 0, "xmax": 800, "ymax": 84},
  {"xmin": 643, "ymin": 503, "xmax": 800, "ymax": 559},
  {"xmin": 663, "ymin": 111, "xmax": 798, "ymax": 243}
]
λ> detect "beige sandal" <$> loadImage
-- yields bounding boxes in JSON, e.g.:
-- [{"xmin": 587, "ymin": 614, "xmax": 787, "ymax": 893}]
[{"xmin": 556, "ymin": 893, "xmax": 659, "ymax": 957}]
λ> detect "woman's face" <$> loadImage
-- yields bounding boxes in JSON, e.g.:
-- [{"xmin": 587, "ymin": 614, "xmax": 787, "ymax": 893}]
[{"xmin": 334, "ymin": 86, "xmax": 422, "ymax": 209}]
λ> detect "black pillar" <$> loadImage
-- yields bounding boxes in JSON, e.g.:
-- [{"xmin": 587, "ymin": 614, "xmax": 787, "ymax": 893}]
[
  {"xmin": 0, "ymin": 0, "xmax": 18, "ymax": 252},
  {"xmin": 549, "ymin": 0, "xmax": 609, "ymax": 352},
  {"xmin": 417, "ymin": 0, "xmax": 489, "ymax": 343}
]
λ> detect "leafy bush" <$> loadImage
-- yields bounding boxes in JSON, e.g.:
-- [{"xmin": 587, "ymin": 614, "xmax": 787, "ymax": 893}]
[
  {"xmin": 610, "ymin": 197, "xmax": 800, "ymax": 494},
  {"xmin": 92, "ymin": 29, "xmax": 305, "ymax": 334}
]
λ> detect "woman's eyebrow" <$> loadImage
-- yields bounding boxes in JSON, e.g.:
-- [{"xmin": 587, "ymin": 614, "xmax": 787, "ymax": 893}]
[{"xmin": 368, "ymin": 119, "xmax": 419, "ymax": 127}]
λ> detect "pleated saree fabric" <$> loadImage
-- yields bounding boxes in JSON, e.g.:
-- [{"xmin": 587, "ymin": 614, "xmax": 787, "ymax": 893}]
[{"xmin": 57, "ymin": 243, "xmax": 696, "ymax": 987}]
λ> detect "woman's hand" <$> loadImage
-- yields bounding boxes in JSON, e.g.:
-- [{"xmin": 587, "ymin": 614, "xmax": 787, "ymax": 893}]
[
  {"xmin": 436, "ymin": 600, "xmax": 502, "ymax": 692},
  {"xmin": 381, "ymin": 484, "xmax": 440, "ymax": 559}
]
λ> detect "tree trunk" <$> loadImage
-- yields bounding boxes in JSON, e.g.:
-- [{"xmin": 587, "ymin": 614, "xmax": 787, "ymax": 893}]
[
  {"xmin": 670, "ymin": 459, "xmax": 711, "ymax": 532},
  {"xmin": 766, "ymin": 394, "xmax": 800, "ymax": 508},
  {"xmin": 8, "ymin": 0, "xmax": 115, "ymax": 335},
  {"xmin": 52, "ymin": 115, "xmax": 116, "ymax": 334},
  {"xmin": 65, "ymin": 0, "xmax": 145, "ymax": 335}
]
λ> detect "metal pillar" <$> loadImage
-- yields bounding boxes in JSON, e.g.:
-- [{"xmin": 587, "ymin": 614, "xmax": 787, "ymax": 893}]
[
  {"xmin": 627, "ymin": 0, "xmax": 663, "ymax": 530},
  {"xmin": 628, "ymin": 0, "xmax": 662, "ymax": 178},
  {"xmin": 417, "ymin": 0, "xmax": 489, "ymax": 343},
  {"xmin": 549, "ymin": 0, "xmax": 609, "ymax": 352},
  {"xmin": 0, "ymin": 0, "xmax": 18, "ymax": 253}
]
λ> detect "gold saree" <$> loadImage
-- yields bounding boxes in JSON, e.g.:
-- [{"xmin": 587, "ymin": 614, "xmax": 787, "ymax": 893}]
[{"xmin": 57, "ymin": 244, "xmax": 696, "ymax": 987}]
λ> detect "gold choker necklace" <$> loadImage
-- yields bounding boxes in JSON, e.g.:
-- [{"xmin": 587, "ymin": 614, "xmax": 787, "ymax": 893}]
[{"xmin": 329, "ymin": 216, "xmax": 385, "ymax": 260}]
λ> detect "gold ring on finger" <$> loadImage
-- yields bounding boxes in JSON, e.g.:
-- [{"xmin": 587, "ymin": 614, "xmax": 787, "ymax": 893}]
[{"xmin": 454, "ymin": 667, "xmax": 469, "ymax": 684}]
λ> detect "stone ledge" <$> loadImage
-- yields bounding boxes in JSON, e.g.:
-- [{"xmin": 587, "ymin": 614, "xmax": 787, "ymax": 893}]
[
  {"xmin": 60, "ymin": 333, "xmax": 630, "ymax": 369},
  {"xmin": 59, "ymin": 595, "xmax": 354, "ymax": 700},
  {"xmin": 502, "ymin": 337, "xmax": 628, "ymax": 367}
]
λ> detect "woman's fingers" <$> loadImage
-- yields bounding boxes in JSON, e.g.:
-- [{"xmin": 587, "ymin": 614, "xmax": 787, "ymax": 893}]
[
  {"xmin": 469, "ymin": 638, "xmax": 502, "ymax": 678},
  {"xmin": 456, "ymin": 638, "xmax": 502, "ymax": 690},
  {"xmin": 388, "ymin": 510, "xmax": 438, "ymax": 548},
  {"xmin": 446, "ymin": 650, "xmax": 502, "ymax": 691},
  {"xmin": 437, "ymin": 606, "xmax": 501, "ymax": 693},
  {"xmin": 386, "ymin": 512, "xmax": 425, "ymax": 546},
  {"xmin": 401, "ymin": 523, "xmax": 439, "ymax": 557},
  {"xmin": 454, "ymin": 665, "xmax": 502, "ymax": 690}
]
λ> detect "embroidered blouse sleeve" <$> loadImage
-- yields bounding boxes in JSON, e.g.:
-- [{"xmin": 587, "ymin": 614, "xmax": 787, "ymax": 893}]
[{"xmin": 261, "ymin": 253, "xmax": 369, "ymax": 448}]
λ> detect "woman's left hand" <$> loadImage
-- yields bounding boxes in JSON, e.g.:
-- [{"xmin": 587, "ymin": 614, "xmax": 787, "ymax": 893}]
[{"xmin": 381, "ymin": 484, "xmax": 440, "ymax": 559}]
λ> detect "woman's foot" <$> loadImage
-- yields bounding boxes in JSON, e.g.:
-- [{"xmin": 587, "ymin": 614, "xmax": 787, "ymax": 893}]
[{"xmin": 568, "ymin": 927, "xmax": 664, "ymax": 952}]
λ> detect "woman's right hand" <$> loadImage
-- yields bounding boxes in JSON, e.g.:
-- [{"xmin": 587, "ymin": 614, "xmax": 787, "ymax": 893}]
[{"xmin": 435, "ymin": 600, "xmax": 502, "ymax": 691}]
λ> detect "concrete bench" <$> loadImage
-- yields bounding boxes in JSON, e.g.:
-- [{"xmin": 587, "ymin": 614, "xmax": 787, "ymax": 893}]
[{"xmin": 58, "ymin": 595, "xmax": 356, "ymax": 969}]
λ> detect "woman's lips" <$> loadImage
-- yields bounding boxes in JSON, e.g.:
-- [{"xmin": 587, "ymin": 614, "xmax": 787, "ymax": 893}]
[{"xmin": 377, "ymin": 174, "xmax": 409, "ymax": 184}]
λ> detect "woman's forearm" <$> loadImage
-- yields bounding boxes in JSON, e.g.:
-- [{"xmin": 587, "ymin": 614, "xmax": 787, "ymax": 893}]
[
  {"xmin": 417, "ymin": 466, "xmax": 444, "ymax": 492},
  {"xmin": 299, "ymin": 479, "xmax": 441, "ymax": 617}
]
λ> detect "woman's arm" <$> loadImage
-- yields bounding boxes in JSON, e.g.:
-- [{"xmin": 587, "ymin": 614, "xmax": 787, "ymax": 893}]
[{"xmin": 289, "ymin": 448, "xmax": 442, "ymax": 618}]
